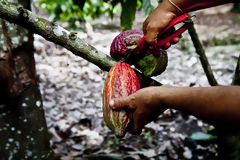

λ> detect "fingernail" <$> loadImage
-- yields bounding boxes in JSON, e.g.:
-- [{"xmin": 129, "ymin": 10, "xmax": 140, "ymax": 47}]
[{"xmin": 109, "ymin": 100, "xmax": 114, "ymax": 107}]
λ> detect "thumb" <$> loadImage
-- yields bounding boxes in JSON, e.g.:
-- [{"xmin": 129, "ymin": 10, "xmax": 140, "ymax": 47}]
[{"xmin": 110, "ymin": 96, "xmax": 134, "ymax": 110}]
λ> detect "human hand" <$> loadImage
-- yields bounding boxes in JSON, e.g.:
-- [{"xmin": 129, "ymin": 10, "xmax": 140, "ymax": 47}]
[
  {"xmin": 143, "ymin": 0, "xmax": 182, "ymax": 49},
  {"xmin": 110, "ymin": 86, "xmax": 169, "ymax": 135}
]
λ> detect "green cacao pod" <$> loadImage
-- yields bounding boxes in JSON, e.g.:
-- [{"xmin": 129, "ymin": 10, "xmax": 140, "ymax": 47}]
[
  {"xmin": 110, "ymin": 30, "xmax": 168, "ymax": 77},
  {"xmin": 102, "ymin": 62, "xmax": 140, "ymax": 137},
  {"xmin": 135, "ymin": 50, "xmax": 168, "ymax": 77}
]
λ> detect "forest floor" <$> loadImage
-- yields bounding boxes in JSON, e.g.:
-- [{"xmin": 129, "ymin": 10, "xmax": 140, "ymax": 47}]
[{"xmin": 33, "ymin": 4, "xmax": 240, "ymax": 160}]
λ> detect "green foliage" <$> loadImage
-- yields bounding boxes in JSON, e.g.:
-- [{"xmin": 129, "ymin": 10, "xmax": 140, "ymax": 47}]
[
  {"xmin": 142, "ymin": 0, "xmax": 159, "ymax": 16},
  {"xmin": 191, "ymin": 132, "xmax": 217, "ymax": 141},
  {"xmin": 120, "ymin": 0, "xmax": 137, "ymax": 30},
  {"xmin": 191, "ymin": 126, "xmax": 217, "ymax": 141},
  {"xmin": 36, "ymin": 0, "xmax": 110, "ymax": 29},
  {"xmin": 178, "ymin": 32, "xmax": 192, "ymax": 51},
  {"xmin": 211, "ymin": 33, "xmax": 240, "ymax": 46},
  {"xmin": 143, "ymin": 131, "xmax": 154, "ymax": 147},
  {"xmin": 108, "ymin": 135, "xmax": 124, "ymax": 148},
  {"xmin": 35, "ymin": 0, "xmax": 160, "ymax": 30}
]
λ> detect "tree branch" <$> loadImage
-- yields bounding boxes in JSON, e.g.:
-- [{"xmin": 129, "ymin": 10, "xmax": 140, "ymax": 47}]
[
  {"xmin": 0, "ymin": 0, "xmax": 161, "ymax": 86},
  {"xmin": 188, "ymin": 25, "xmax": 218, "ymax": 86}
]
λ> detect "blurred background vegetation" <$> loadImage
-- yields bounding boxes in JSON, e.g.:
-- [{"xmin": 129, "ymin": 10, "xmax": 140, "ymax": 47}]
[
  {"xmin": 34, "ymin": 0, "xmax": 161, "ymax": 30},
  {"xmin": 35, "ymin": 0, "xmax": 239, "ymax": 31}
]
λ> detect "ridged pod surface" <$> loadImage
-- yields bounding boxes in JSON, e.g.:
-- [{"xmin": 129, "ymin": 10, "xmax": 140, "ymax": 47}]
[
  {"xmin": 103, "ymin": 62, "xmax": 140, "ymax": 137},
  {"xmin": 110, "ymin": 30, "xmax": 143, "ymax": 61},
  {"xmin": 110, "ymin": 29, "xmax": 168, "ymax": 77},
  {"xmin": 135, "ymin": 51, "xmax": 168, "ymax": 77}
]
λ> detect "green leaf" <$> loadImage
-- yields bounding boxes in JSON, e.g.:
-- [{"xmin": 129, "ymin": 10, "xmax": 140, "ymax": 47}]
[
  {"xmin": 207, "ymin": 126, "xmax": 215, "ymax": 132},
  {"xmin": 142, "ymin": 0, "xmax": 158, "ymax": 16},
  {"xmin": 191, "ymin": 132, "xmax": 217, "ymax": 141},
  {"xmin": 120, "ymin": 0, "xmax": 137, "ymax": 30}
]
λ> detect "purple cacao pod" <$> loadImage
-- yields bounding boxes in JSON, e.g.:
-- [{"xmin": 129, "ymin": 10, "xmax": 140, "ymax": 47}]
[
  {"xmin": 110, "ymin": 29, "xmax": 168, "ymax": 77},
  {"xmin": 110, "ymin": 30, "xmax": 143, "ymax": 61}
]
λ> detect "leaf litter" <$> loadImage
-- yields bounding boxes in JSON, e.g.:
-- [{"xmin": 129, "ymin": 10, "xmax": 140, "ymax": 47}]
[{"xmin": 34, "ymin": 6, "xmax": 240, "ymax": 160}]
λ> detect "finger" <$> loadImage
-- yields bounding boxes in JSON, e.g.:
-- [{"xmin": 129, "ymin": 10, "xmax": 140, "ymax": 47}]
[
  {"xmin": 162, "ymin": 42, "xmax": 171, "ymax": 49},
  {"xmin": 130, "ymin": 114, "xmax": 145, "ymax": 135},
  {"xmin": 131, "ymin": 127, "xmax": 143, "ymax": 135},
  {"xmin": 145, "ymin": 30, "xmax": 158, "ymax": 44},
  {"xmin": 110, "ymin": 97, "xmax": 135, "ymax": 110},
  {"xmin": 130, "ymin": 120, "xmax": 143, "ymax": 135},
  {"xmin": 142, "ymin": 20, "xmax": 149, "ymax": 35},
  {"xmin": 171, "ymin": 37, "xmax": 180, "ymax": 44},
  {"xmin": 145, "ymin": 22, "xmax": 163, "ymax": 43}
]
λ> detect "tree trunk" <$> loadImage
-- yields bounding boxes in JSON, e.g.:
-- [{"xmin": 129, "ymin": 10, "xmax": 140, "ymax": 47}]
[{"xmin": 0, "ymin": 0, "xmax": 52, "ymax": 159}]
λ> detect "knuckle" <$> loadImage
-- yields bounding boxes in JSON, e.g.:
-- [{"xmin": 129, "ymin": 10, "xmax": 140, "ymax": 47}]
[
  {"xmin": 129, "ymin": 96, "xmax": 136, "ymax": 109},
  {"xmin": 146, "ymin": 22, "xmax": 159, "ymax": 32}
]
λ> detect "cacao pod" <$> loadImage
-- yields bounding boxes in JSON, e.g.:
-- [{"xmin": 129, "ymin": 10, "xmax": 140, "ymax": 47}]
[
  {"xmin": 102, "ymin": 62, "xmax": 140, "ymax": 137},
  {"xmin": 110, "ymin": 29, "xmax": 168, "ymax": 77},
  {"xmin": 110, "ymin": 30, "xmax": 143, "ymax": 61},
  {"xmin": 135, "ymin": 50, "xmax": 168, "ymax": 77}
]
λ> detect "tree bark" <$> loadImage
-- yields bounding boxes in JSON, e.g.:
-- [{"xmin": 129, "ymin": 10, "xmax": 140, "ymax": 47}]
[{"xmin": 0, "ymin": 0, "xmax": 53, "ymax": 159}]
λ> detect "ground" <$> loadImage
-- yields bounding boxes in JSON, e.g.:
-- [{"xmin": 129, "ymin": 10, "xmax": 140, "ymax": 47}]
[{"xmin": 33, "ymin": 4, "xmax": 240, "ymax": 160}]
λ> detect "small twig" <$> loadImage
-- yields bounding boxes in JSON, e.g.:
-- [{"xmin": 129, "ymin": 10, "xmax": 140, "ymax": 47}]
[
  {"xmin": 232, "ymin": 53, "xmax": 240, "ymax": 85},
  {"xmin": 188, "ymin": 25, "xmax": 218, "ymax": 86}
]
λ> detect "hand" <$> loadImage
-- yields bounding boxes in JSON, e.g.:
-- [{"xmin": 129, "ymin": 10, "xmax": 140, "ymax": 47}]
[
  {"xmin": 143, "ymin": 0, "xmax": 182, "ymax": 49},
  {"xmin": 110, "ymin": 86, "xmax": 168, "ymax": 135}
]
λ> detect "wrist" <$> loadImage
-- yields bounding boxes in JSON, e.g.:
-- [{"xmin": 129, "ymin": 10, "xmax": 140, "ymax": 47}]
[
  {"xmin": 161, "ymin": 0, "xmax": 183, "ymax": 16},
  {"xmin": 155, "ymin": 86, "xmax": 192, "ymax": 110},
  {"xmin": 153, "ymin": 85, "xmax": 176, "ymax": 109}
]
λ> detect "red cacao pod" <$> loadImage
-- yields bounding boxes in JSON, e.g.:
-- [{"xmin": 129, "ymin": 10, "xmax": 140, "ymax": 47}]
[{"xmin": 102, "ymin": 62, "xmax": 140, "ymax": 137}]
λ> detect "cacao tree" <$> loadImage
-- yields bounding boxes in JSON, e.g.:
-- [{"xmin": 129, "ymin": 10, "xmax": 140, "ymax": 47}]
[
  {"xmin": 0, "ymin": 0, "xmax": 53, "ymax": 159},
  {"xmin": 35, "ymin": 0, "xmax": 142, "ymax": 30},
  {"xmin": 35, "ymin": 0, "xmax": 161, "ymax": 30},
  {"xmin": 0, "ymin": 0, "xmax": 239, "ymax": 159}
]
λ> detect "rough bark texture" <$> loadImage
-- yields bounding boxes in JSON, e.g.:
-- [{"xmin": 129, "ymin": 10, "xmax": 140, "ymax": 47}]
[
  {"xmin": 0, "ymin": 0, "xmax": 52, "ymax": 159},
  {"xmin": 0, "ymin": 84, "xmax": 53, "ymax": 159},
  {"xmin": 0, "ymin": 0, "xmax": 115, "ymax": 71},
  {"xmin": 0, "ymin": 0, "xmax": 161, "ymax": 87}
]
